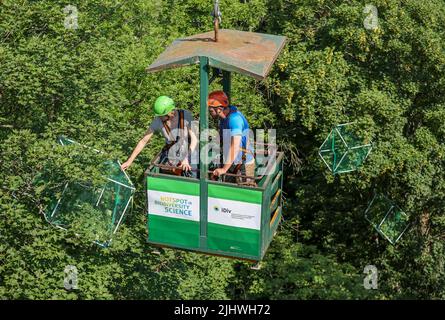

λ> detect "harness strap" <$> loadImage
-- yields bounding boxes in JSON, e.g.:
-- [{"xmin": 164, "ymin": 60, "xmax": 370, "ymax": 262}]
[
  {"xmin": 161, "ymin": 110, "xmax": 184, "ymax": 152},
  {"xmin": 160, "ymin": 110, "xmax": 188, "ymax": 176}
]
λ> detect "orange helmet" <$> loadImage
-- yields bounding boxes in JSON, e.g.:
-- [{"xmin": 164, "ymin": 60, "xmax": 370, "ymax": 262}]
[{"xmin": 208, "ymin": 90, "xmax": 229, "ymax": 108}]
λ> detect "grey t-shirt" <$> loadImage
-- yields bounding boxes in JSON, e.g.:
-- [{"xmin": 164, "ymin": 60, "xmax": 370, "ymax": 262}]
[{"xmin": 149, "ymin": 109, "xmax": 194, "ymax": 143}]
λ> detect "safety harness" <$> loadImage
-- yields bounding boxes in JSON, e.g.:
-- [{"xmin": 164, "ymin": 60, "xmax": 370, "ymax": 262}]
[
  {"xmin": 162, "ymin": 109, "xmax": 184, "ymax": 152},
  {"xmin": 160, "ymin": 110, "xmax": 191, "ymax": 177}
]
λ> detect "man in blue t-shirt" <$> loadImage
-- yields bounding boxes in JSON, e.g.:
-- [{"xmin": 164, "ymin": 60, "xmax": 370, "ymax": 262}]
[{"xmin": 208, "ymin": 90, "xmax": 255, "ymax": 185}]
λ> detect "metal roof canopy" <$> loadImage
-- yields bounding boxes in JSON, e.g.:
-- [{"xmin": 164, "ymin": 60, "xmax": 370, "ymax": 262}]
[{"xmin": 146, "ymin": 29, "xmax": 287, "ymax": 80}]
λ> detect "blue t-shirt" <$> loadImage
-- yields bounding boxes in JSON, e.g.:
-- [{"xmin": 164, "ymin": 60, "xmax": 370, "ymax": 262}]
[{"xmin": 219, "ymin": 106, "xmax": 254, "ymax": 164}]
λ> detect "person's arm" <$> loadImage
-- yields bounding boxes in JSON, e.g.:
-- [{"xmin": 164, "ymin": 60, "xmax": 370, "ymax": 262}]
[
  {"xmin": 213, "ymin": 114, "xmax": 244, "ymax": 177},
  {"xmin": 213, "ymin": 135, "xmax": 241, "ymax": 177},
  {"xmin": 121, "ymin": 128, "xmax": 154, "ymax": 170},
  {"xmin": 179, "ymin": 126, "xmax": 198, "ymax": 171}
]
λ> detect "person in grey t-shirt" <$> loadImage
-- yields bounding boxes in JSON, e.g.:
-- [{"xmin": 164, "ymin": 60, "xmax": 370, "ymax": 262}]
[{"xmin": 121, "ymin": 96, "xmax": 198, "ymax": 173}]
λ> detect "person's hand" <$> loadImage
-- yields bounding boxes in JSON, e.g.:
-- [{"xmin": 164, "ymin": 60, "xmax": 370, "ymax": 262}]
[
  {"xmin": 121, "ymin": 160, "xmax": 132, "ymax": 171},
  {"xmin": 180, "ymin": 158, "xmax": 192, "ymax": 171},
  {"xmin": 212, "ymin": 167, "xmax": 227, "ymax": 177}
]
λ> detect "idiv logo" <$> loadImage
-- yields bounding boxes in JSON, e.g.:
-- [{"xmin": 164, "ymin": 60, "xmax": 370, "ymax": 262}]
[{"xmin": 213, "ymin": 206, "xmax": 231, "ymax": 214}]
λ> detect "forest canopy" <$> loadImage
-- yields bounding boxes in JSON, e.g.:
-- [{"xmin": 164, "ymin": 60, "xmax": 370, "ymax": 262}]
[{"xmin": 1, "ymin": 0, "xmax": 444, "ymax": 299}]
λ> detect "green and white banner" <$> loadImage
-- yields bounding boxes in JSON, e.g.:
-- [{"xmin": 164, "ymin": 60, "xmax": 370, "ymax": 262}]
[
  {"xmin": 207, "ymin": 184, "xmax": 263, "ymax": 257},
  {"xmin": 147, "ymin": 176, "xmax": 200, "ymax": 249},
  {"xmin": 208, "ymin": 197, "xmax": 261, "ymax": 230},
  {"xmin": 148, "ymin": 190, "xmax": 199, "ymax": 222}
]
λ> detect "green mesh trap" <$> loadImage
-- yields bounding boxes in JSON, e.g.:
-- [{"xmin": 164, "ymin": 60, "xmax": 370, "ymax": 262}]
[
  {"xmin": 319, "ymin": 123, "xmax": 372, "ymax": 174},
  {"xmin": 42, "ymin": 137, "xmax": 135, "ymax": 247},
  {"xmin": 57, "ymin": 135, "xmax": 76, "ymax": 146},
  {"xmin": 364, "ymin": 193, "xmax": 410, "ymax": 245}
]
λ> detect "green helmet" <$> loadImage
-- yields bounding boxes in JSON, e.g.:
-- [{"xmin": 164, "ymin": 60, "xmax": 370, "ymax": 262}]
[{"xmin": 153, "ymin": 96, "xmax": 175, "ymax": 116}]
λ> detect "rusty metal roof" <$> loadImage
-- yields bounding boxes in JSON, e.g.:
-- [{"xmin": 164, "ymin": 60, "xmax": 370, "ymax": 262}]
[{"xmin": 146, "ymin": 29, "xmax": 286, "ymax": 80}]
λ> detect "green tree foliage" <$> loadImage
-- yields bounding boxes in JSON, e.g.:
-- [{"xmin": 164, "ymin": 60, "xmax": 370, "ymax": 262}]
[
  {"xmin": 265, "ymin": 0, "xmax": 445, "ymax": 298},
  {"xmin": 1, "ymin": 0, "xmax": 444, "ymax": 299}
]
